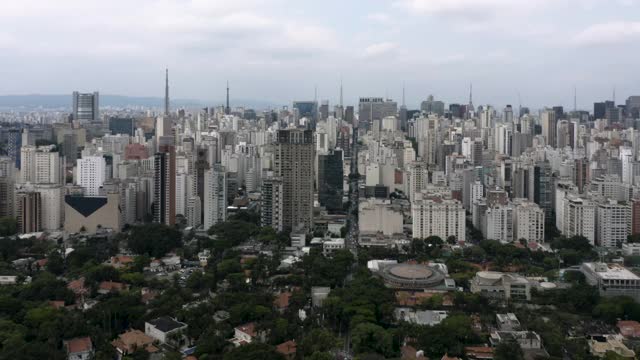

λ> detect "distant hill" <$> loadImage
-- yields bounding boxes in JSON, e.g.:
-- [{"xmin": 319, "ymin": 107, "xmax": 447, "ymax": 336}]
[{"xmin": 0, "ymin": 94, "xmax": 281, "ymax": 110}]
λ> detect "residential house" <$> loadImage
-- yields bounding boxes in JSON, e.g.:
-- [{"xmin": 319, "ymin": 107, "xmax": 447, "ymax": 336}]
[
  {"xmin": 145, "ymin": 317, "xmax": 188, "ymax": 346},
  {"xmin": 111, "ymin": 329, "xmax": 158, "ymax": 360},
  {"xmin": 276, "ymin": 340, "xmax": 297, "ymax": 360},
  {"xmin": 618, "ymin": 320, "xmax": 640, "ymax": 338},
  {"xmin": 64, "ymin": 337, "xmax": 93, "ymax": 360}
]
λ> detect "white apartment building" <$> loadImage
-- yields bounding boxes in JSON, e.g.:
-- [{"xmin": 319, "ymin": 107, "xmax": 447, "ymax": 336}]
[
  {"xmin": 77, "ymin": 156, "xmax": 106, "ymax": 196},
  {"xmin": 203, "ymin": 165, "xmax": 226, "ymax": 230},
  {"xmin": 514, "ymin": 200, "xmax": 545, "ymax": 243},
  {"xmin": 485, "ymin": 205, "xmax": 514, "ymax": 244},
  {"xmin": 596, "ymin": 200, "xmax": 631, "ymax": 248},
  {"xmin": 412, "ymin": 194, "xmax": 465, "ymax": 242},
  {"xmin": 563, "ymin": 196, "xmax": 596, "ymax": 245}
]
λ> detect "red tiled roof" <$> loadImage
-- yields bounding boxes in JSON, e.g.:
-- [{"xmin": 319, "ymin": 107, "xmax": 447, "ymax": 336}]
[
  {"xmin": 276, "ymin": 340, "xmax": 297, "ymax": 356},
  {"xmin": 49, "ymin": 300, "xmax": 65, "ymax": 309},
  {"xmin": 236, "ymin": 323, "xmax": 257, "ymax": 337},
  {"xmin": 64, "ymin": 337, "xmax": 92, "ymax": 354},
  {"xmin": 274, "ymin": 292, "xmax": 292, "ymax": 309},
  {"xmin": 99, "ymin": 281, "xmax": 127, "ymax": 292}
]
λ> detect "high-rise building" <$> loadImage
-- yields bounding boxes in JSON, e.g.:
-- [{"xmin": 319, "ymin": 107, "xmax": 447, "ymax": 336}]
[
  {"xmin": 597, "ymin": 199, "xmax": 631, "ymax": 248},
  {"xmin": 109, "ymin": 117, "xmax": 135, "ymax": 136},
  {"xmin": 358, "ymin": 98, "xmax": 397, "ymax": 124},
  {"xmin": 529, "ymin": 161, "xmax": 554, "ymax": 221},
  {"xmin": 541, "ymin": 109, "xmax": 557, "ymax": 147},
  {"xmin": 261, "ymin": 177, "xmax": 284, "ymax": 232},
  {"xmin": 77, "ymin": 156, "xmax": 106, "ymax": 196},
  {"xmin": 34, "ymin": 146, "xmax": 62, "ymax": 185},
  {"xmin": 203, "ymin": 164, "xmax": 227, "ymax": 230},
  {"xmin": 72, "ymin": 91, "xmax": 99, "ymax": 122},
  {"xmin": 420, "ymin": 95, "xmax": 445, "ymax": 116},
  {"xmin": 20, "ymin": 146, "xmax": 36, "ymax": 183},
  {"xmin": 318, "ymin": 149, "xmax": 343, "ymax": 212},
  {"xmin": 514, "ymin": 200, "xmax": 545, "ymax": 243},
  {"xmin": 186, "ymin": 196, "xmax": 202, "ymax": 228},
  {"xmin": 485, "ymin": 204, "xmax": 514, "ymax": 244},
  {"xmin": 0, "ymin": 157, "xmax": 16, "ymax": 218},
  {"xmin": 411, "ymin": 195, "xmax": 466, "ymax": 242},
  {"xmin": 563, "ymin": 195, "xmax": 596, "ymax": 245},
  {"xmin": 153, "ymin": 145, "xmax": 176, "ymax": 225},
  {"xmin": 16, "ymin": 192, "xmax": 41, "ymax": 234},
  {"xmin": 274, "ymin": 129, "xmax": 314, "ymax": 232}
]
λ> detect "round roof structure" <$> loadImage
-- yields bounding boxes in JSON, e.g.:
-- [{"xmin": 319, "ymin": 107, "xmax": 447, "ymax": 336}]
[{"xmin": 380, "ymin": 263, "xmax": 445, "ymax": 289}]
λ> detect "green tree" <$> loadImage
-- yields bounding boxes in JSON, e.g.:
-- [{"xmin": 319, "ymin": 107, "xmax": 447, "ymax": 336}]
[
  {"xmin": 46, "ymin": 250, "xmax": 65, "ymax": 275},
  {"xmin": 299, "ymin": 328, "xmax": 340, "ymax": 356},
  {"xmin": 351, "ymin": 323, "xmax": 394, "ymax": 357},
  {"xmin": 222, "ymin": 343, "xmax": 284, "ymax": 360},
  {"xmin": 0, "ymin": 217, "xmax": 17, "ymax": 237},
  {"xmin": 127, "ymin": 224, "xmax": 182, "ymax": 257},
  {"xmin": 494, "ymin": 340, "xmax": 524, "ymax": 360}
]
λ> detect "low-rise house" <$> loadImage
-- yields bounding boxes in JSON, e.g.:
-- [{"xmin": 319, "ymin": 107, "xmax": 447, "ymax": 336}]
[
  {"xmin": 98, "ymin": 281, "xmax": 128, "ymax": 295},
  {"xmin": 0, "ymin": 275, "xmax": 21, "ymax": 285},
  {"xmin": 232, "ymin": 322, "xmax": 266, "ymax": 346},
  {"xmin": 617, "ymin": 320, "xmax": 640, "ymax": 338},
  {"xmin": 276, "ymin": 340, "xmax": 297, "ymax": 360},
  {"xmin": 145, "ymin": 317, "xmax": 188, "ymax": 346},
  {"xmin": 198, "ymin": 249, "xmax": 211, "ymax": 266},
  {"xmin": 587, "ymin": 334, "xmax": 635, "ymax": 358},
  {"xmin": 64, "ymin": 336, "xmax": 93, "ymax": 360},
  {"xmin": 489, "ymin": 331, "xmax": 542, "ymax": 349},
  {"xmin": 464, "ymin": 346, "xmax": 494, "ymax": 359},
  {"xmin": 274, "ymin": 292, "xmax": 292, "ymax": 313},
  {"xmin": 67, "ymin": 278, "xmax": 89, "ymax": 298},
  {"xmin": 395, "ymin": 308, "xmax": 448, "ymax": 326},
  {"xmin": 111, "ymin": 329, "xmax": 158, "ymax": 359},
  {"xmin": 496, "ymin": 313, "xmax": 521, "ymax": 331},
  {"xmin": 106, "ymin": 255, "xmax": 135, "ymax": 269}
]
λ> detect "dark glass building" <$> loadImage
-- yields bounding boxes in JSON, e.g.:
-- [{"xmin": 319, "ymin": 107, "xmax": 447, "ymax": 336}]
[{"xmin": 318, "ymin": 149, "xmax": 343, "ymax": 212}]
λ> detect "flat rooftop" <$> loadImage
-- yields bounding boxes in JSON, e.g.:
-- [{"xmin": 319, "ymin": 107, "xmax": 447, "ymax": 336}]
[{"xmin": 583, "ymin": 263, "xmax": 640, "ymax": 280}]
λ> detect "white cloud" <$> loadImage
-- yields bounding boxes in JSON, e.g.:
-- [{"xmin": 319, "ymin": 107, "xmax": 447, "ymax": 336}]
[
  {"xmin": 572, "ymin": 21, "xmax": 640, "ymax": 46},
  {"xmin": 366, "ymin": 12, "xmax": 392, "ymax": 24},
  {"xmin": 363, "ymin": 42, "xmax": 398, "ymax": 57}
]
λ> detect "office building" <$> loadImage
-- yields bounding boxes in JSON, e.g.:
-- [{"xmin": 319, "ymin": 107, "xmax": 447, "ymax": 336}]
[
  {"xmin": 541, "ymin": 109, "xmax": 556, "ymax": 147},
  {"xmin": 318, "ymin": 149, "xmax": 343, "ymax": 212},
  {"xmin": 72, "ymin": 91, "xmax": 100, "ymax": 122},
  {"xmin": 274, "ymin": 129, "xmax": 314, "ymax": 232},
  {"xmin": 581, "ymin": 263, "xmax": 640, "ymax": 302},
  {"xmin": 153, "ymin": 145, "xmax": 176, "ymax": 226},
  {"xmin": 0, "ymin": 157, "xmax": 15, "ymax": 218},
  {"xmin": 358, "ymin": 98, "xmax": 397, "ymax": 124}
]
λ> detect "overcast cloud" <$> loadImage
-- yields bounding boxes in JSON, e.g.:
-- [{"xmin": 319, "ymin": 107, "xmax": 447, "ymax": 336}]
[{"xmin": 0, "ymin": 0, "xmax": 639, "ymax": 110}]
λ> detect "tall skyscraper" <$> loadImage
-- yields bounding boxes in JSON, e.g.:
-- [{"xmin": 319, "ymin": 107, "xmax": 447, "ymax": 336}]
[
  {"xmin": 153, "ymin": 144, "xmax": 176, "ymax": 225},
  {"xmin": 318, "ymin": 149, "xmax": 344, "ymax": 212},
  {"xmin": 275, "ymin": 129, "xmax": 314, "ymax": 231},
  {"xmin": 72, "ymin": 91, "xmax": 99, "ymax": 122},
  {"xmin": 541, "ymin": 109, "xmax": 557, "ymax": 147},
  {"xmin": 203, "ymin": 164, "xmax": 227, "ymax": 229}
]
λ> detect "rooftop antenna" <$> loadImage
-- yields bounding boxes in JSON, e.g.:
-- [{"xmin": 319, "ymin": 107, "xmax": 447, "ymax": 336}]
[
  {"xmin": 314, "ymin": 85, "xmax": 317, "ymax": 103},
  {"xmin": 164, "ymin": 68, "xmax": 169, "ymax": 116},
  {"xmin": 613, "ymin": 86, "xmax": 616, "ymax": 104},
  {"xmin": 573, "ymin": 86, "xmax": 577, "ymax": 112},
  {"xmin": 339, "ymin": 76, "xmax": 343, "ymax": 108},
  {"xmin": 402, "ymin": 82, "xmax": 406, "ymax": 107}
]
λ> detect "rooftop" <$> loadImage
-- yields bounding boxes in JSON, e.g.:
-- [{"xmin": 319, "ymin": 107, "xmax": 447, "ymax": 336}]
[
  {"xmin": 147, "ymin": 317, "xmax": 187, "ymax": 333},
  {"xmin": 583, "ymin": 263, "xmax": 640, "ymax": 280}
]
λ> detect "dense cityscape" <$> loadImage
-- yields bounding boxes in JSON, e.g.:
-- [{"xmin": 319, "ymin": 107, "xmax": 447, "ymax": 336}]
[
  {"xmin": 2, "ymin": 0, "xmax": 640, "ymax": 358},
  {"xmin": 0, "ymin": 73, "xmax": 640, "ymax": 360}
]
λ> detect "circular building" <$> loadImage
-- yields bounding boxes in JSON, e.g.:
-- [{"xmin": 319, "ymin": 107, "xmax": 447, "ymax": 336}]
[{"xmin": 379, "ymin": 263, "xmax": 446, "ymax": 290}]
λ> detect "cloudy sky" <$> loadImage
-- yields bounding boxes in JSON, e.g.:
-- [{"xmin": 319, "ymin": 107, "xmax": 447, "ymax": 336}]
[{"xmin": 0, "ymin": 0, "xmax": 639, "ymax": 110}]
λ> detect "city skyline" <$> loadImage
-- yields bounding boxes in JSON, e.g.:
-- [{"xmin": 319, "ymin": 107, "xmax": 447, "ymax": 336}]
[{"xmin": 1, "ymin": 0, "xmax": 639, "ymax": 109}]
